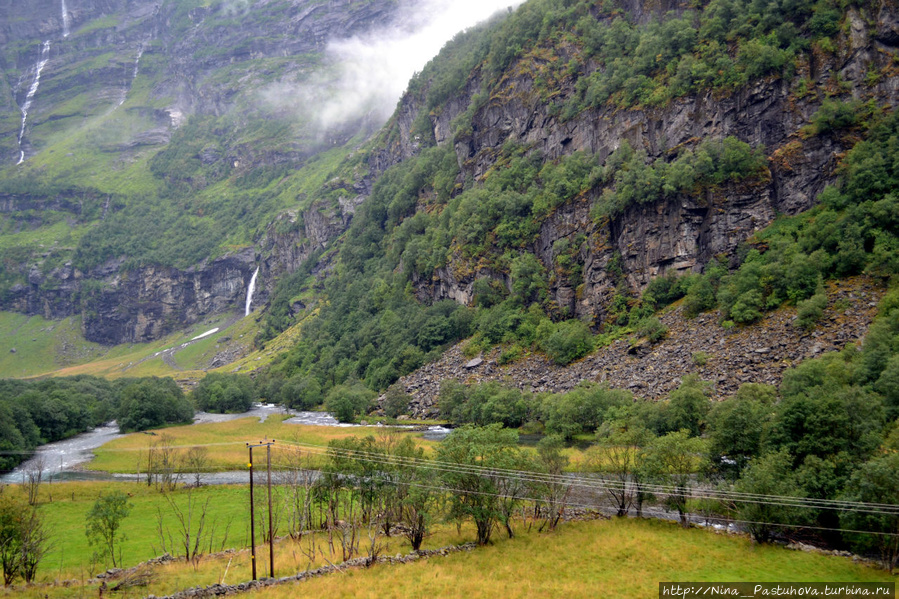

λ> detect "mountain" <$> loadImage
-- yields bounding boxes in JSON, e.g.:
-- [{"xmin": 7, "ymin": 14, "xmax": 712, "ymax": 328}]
[
  {"xmin": 1, "ymin": 0, "xmax": 898, "ymax": 395},
  {"xmin": 0, "ymin": 0, "xmax": 404, "ymax": 345},
  {"xmin": 258, "ymin": 0, "xmax": 899, "ymax": 400}
]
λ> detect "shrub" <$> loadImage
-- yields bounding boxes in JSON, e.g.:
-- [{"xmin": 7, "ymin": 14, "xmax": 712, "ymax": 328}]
[
  {"xmin": 117, "ymin": 378, "xmax": 193, "ymax": 432},
  {"xmin": 382, "ymin": 384, "xmax": 411, "ymax": 419},
  {"xmin": 193, "ymin": 373, "xmax": 256, "ymax": 413},
  {"xmin": 683, "ymin": 275, "xmax": 717, "ymax": 317},
  {"xmin": 280, "ymin": 376, "xmax": 322, "ymax": 411},
  {"xmin": 325, "ymin": 383, "xmax": 376, "ymax": 423},
  {"xmin": 692, "ymin": 351, "xmax": 710, "ymax": 366},
  {"xmin": 795, "ymin": 277, "xmax": 827, "ymax": 330},
  {"xmin": 635, "ymin": 316, "xmax": 669, "ymax": 342},
  {"xmin": 537, "ymin": 319, "xmax": 594, "ymax": 365}
]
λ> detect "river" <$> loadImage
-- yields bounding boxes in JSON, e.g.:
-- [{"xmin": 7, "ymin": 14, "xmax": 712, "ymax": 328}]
[{"xmin": 1, "ymin": 404, "xmax": 451, "ymax": 484}]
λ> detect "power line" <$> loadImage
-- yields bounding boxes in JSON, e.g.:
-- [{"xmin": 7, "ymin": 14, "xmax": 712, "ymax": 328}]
[
  {"xmin": 267, "ymin": 447, "xmax": 899, "ymax": 540},
  {"xmin": 275, "ymin": 441, "xmax": 899, "ymax": 517}
]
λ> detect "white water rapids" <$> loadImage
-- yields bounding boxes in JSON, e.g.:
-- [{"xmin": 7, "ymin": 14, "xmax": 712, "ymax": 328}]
[
  {"xmin": 245, "ymin": 266, "xmax": 259, "ymax": 316},
  {"xmin": 16, "ymin": 41, "xmax": 51, "ymax": 165}
]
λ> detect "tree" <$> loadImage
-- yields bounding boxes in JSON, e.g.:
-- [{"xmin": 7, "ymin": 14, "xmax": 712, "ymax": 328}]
[
  {"xmin": 382, "ymin": 384, "xmax": 411, "ymax": 419},
  {"xmin": 437, "ymin": 424, "xmax": 523, "ymax": 545},
  {"xmin": 540, "ymin": 383, "xmax": 631, "ymax": 440},
  {"xmin": 280, "ymin": 375, "xmax": 322, "ymax": 411},
  {"xmin": 18, "ymin": 505, "xmax": 50, "ymax": 583},
  {"xmin": 183, "ymin": 446, "xmax": 209, "ymax": 487},
  {"xmin": 0, "ymin": 494, "xmax": 49, "ymax": 585},
  {"xmin": 0, "ymin": 405, "xmax": 26, "ymax": 473},
  {"xmin": 643, "ymin": 430, "xmax": 706, "ymax": 527},
  {"xmin": 117, "ymin": 378, "xmax": 193, "ymax": 432},
  {"xmin": 192, "ymin": 373, "xmax": 256, "ymax": 413},
  {"xmin": 706, "ymin": 383, "xmax": 776, "ymax": 479},
  {"xmin": 85, "ymin": 492, "xmax": 132, "ymax": 568},
  {"xmin": 536, "ymin": 319, "xmax": 594, "ymax": 365},
  {"xmin": 534, "ymin": 434, "xmax": 572, "ymax": 531},
  {"xmin": 590, "ymin": 419, "xmax": 655, "ymax": 517},
  {"xmin": 325, "ymin": 383, "xmax": 375, "ymax": 423},
  {"xmin": 733, "ymin": 449, "xmax": 808, "ymax": 543},
  {"xmin": 839, "ymin": 453, "xmax": 899, "ymax": 573},
  {"xmin": 768, "ymin": 384, "xmax": 885, "ymax": 467},
  {"xmin": 0, "ymin": 494, "xmax": 27, "ymax": 585},
  {"xmin": 663, "ymin": 375, "xmax": 712, "ymax": 437}
]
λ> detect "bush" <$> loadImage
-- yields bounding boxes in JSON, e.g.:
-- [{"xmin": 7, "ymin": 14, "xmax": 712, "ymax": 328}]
[
  {"xmin": 382, "ymin": 384, "xmax": 411, "ymax": 419},
  {"xmin": 795, "ymin": 277, "xmax": 827, "ymax": 330},
  {"xmin": 537, "ymin": 319, "xmax": 594, "ymax": 365},
  {"xmin": 438, "ymin": 380, "xmax": 529, "ymax": 428},
  {"xmin": 540, "ymin": 382, "xmax": 631, "ymax": 439},
  {"xmin": 325, "ymin": 383, "xmax": 376, "ymax": 423},
  {"xmin": 117, "ymin": 378, "xmax": 194, "ymax": 432},
  {"xmin": 683, "ymin": 275, "xmax": 717, "ymax": 317},
  {"xmin": 280, "ymin": 376, "xmax": 322, "ymax": 411},
  {"xmin": 635, "ymin": 316, "xmax": 669, "ymax": 342},
  {"xmin": 663, "ymin": 375, "xmax": 713, "ymax": 437},
  {"xmin": 192, "ymin": 373, "xmax": 256, "ymax": 413}
]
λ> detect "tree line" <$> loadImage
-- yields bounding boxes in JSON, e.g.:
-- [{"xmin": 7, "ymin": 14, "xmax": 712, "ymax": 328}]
[{"xmin": 0, "ymin": 372, "xmax": 266, "ymax": 473}]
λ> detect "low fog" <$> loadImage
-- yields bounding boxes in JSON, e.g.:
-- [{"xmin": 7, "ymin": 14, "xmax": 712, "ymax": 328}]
[{"xmin": 260, "ymin": 0, "xmax": 523, "ymax": 135}]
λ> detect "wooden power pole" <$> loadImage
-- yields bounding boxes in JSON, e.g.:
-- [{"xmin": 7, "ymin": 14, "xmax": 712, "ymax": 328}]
[{"xmin": 246, "ymin": 439, "xmax": 276, "ymax": 580}]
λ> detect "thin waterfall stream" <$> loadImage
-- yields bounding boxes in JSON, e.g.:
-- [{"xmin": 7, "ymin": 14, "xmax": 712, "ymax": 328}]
[
  {"xmin": 117, "ymin": 44, "xmax": 144, "ymax": 107},
  {"xmin": 61, "ymin": 0, "xmax": 70, "ymax": 37},
  {"xmin": 16, "ymin": 41, "xmax": 51, "ymax": 165},
  {"xmin": 245, "ymin": 266, "xmax": 260, "ymax": 316}
]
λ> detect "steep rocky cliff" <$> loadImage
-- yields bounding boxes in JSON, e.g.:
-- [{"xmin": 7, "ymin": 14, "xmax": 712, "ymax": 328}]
[
  {"xmin": 378, "ymin": 1, "xmax": 899, "ymax": 324},
  {"xmin": 3, "ymin": 0, "xmax": 899, "ymax": 360}
]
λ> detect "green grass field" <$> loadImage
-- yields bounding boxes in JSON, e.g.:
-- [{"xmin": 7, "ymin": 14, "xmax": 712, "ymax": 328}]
[
  {"xmin": 0, "ymin": 308, "xmax": 267, "ymax": 381},
  {"xmin": 3, "ymin": 488, "xmax": 894, "ymax": 599}
]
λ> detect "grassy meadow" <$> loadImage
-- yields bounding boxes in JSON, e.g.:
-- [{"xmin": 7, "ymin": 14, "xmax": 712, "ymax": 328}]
[
  {"xmin": 1, "ymin": 419, "xmax": 895, "ymax": 598},
  {"xmin": 3, "ymin": 488, "xmax": 894, "ymax": 599},
  {"xmin": 89, "ymin": 416, "xmax": 441, "ymax": 473},
  {"xmin": 252, "ymin": 518, "xmax": 897, "ymax": 599}
]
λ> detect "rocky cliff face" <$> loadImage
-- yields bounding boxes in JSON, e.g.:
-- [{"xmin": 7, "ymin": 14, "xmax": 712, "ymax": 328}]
[
  {"xmin": 384, "ymin": 3, "xmax": 899, "ymax": 323},
  {"xmin": 3, "ymin": 247, "xmax": 257, "ymax": 344}
]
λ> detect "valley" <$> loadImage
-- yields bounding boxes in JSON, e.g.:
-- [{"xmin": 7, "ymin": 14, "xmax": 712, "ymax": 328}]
[{"xmin": 1, "ymin": 0, "xmax": 899, "ymax": 595}]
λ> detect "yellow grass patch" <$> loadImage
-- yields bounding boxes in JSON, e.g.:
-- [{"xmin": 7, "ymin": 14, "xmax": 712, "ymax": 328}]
[
  {"xmin": 89, "ymin": 416, "xmax": 439, "ymax": 473},
  {"xmin": 248, "ymin": 519, "xmax": 895, "ymax": 599}
]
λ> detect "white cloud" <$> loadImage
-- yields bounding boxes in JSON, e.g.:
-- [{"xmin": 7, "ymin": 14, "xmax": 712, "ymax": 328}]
[{"xmin": 260, "ymin": 0, "xmax": 523, "ymax": 134}]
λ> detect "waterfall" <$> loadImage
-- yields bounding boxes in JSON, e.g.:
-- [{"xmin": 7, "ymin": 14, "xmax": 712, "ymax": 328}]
[
  {"xmin": 245, "ymin": 267, "xmax": 260, "ymax": 316},
  {"xmin": 118, "ymin": 44, "xmax": 144, "ymax": 107},
  {"xmin": 61, "ymin": 0, "xmax": 70, "ymax": 37},
  {"xmin": 17, "ymin": 41, "xmax": 51, "ymax": 165}
]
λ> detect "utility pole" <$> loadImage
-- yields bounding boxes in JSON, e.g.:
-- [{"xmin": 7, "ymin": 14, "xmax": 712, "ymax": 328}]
[{"xmin": 246, "ymin": 439, "xmax": 276, "ymax": 580}]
